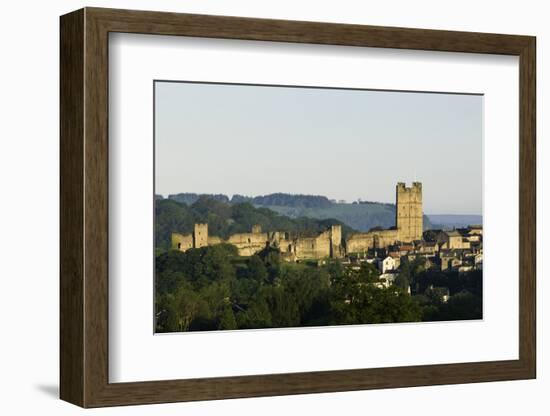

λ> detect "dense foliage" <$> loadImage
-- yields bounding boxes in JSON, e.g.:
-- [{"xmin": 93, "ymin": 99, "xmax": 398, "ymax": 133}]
[
  {"xmin": 398, "ymin": 256, "xmax": 483, "ymax": 321},
  {"xmin": 155, "ymin": 249, "xmax": 485, "ymax": 333},
  {"xmin": 155, "ymin": 246, "xmax": 426, "ymax": 332}
]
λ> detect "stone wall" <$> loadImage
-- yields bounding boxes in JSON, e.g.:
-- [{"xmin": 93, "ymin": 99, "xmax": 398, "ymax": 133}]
[
  {"xmin": 346, "ymin": 229, "xmax": 399, "ymax": 253},
  {"xmin": 226, "ymin": 231, "xmax": 269, "ymax": 256},
  {"xmin": 346, "ymin": 233, "xmax": 374, "ymax": 253},
  {"xmin": 172, "ymin": 223, "xmax": 344, "ymax": 260},
  {"xmin": 171, "ymin": 232, "xmax": 193, "ymax": 251},
  {"xmin": 374, "ymin": 229, "xmax": 400, "ymax": 248},
  {"xmin": 269, "ymin": 232, "xmax": 295, "ymax": 256},
  {"xmin": 207, "ymin": 236, "xmax": 223, "ymax": 245},
  {"xmin": 294, "ymin": 230, "xmax": 332, "ymax": 259}
]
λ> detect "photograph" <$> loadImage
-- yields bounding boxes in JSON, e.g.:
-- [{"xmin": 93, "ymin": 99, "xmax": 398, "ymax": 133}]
[{"xmin": 153, "ymin": 81, "xmax": 484, "ymax": 333}]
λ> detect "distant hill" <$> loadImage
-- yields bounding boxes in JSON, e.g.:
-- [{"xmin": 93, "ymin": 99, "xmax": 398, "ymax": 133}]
[
  {"xmin": 427, "ymin": 214, "xmax": 483, "ymax": 230},
  {"xmin": 166, "ymin": 192, "xmax": 434, "ymax": 232},
  {"xmin": 261, "ymin": 203, "xmax": 435, "ymax": 232}
]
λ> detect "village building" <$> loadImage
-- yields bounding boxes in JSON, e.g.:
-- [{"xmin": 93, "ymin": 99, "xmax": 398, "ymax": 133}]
[
  {"xmin": 415, "ymin": 241, "xmax": 439, "ymax": 256},
  {"xmin": 438, "ymin": 230, "xmax": 471, "ymax": 250},
  {"xmin": 378, "ymin": 256, "xmax": 397, "ymax": 274}
]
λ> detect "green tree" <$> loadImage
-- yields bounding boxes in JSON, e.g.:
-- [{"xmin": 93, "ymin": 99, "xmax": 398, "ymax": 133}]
[
  {"xmin": 437, "ymin": 290, "xmax": 482, "ymax": 321},
  {"xmin": 263, "ymin": 286, "xmax": 300, "ymax": 328},
  {"xmin": 247, "ymin": 255, "xmax": 268, "ymax": 283},
  {"xmin": 330, "ymin": 277, "xmax": 421, "ymax": 325},
  {"xmin": 155, "ymin": 199, "xmax": 196, "ymax": 250},
  {"xmin": 164, "ymin": 284, "xmax": 200, "ymax": 332},
  {"xmin": 394, "ymin": 270, "xmax": 410, "ymax": 290},
  {"xmin": 237, "ymin": 294, "xmax": 272, "ymax": 329},
  {"xmin": 356, "ymin": 262, "xmax": 380, "ymax": 283},
  {"xmin": 219, "ymin": 306, "xmax": 237, "ymax": 330}
]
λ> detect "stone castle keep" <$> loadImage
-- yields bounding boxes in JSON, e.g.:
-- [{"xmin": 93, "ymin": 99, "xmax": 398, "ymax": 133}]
[{"xmin": 172, "ymin": 182, "xmax": 423, "ymax": 260}]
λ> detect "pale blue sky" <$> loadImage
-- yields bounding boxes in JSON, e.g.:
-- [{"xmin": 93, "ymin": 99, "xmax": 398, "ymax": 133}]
[{"xmin": 155, "ymin": 81, "xmax": 482, "ymax": 215}]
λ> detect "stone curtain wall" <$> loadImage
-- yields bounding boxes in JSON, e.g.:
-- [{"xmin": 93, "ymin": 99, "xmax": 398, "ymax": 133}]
[{"xmin": 227, "ymin": 230, "xmax": 270, "ymax": 256}]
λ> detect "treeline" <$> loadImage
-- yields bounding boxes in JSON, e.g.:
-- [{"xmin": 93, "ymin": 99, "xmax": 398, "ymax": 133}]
[
  {"xmin": 166, "ymin": 193, "xmax": 231, "ymax": 205},
  {"xmin": 155, "ymin": 197, "xmax": 354, "ymax": 250},
  {"xmin": 159, "ymin": 192, "xmax": 435, "ymax": 232},
  {"xmin": 155, "ymin": 245, "xmax": 422, "ymax": 332},
  {"xmin": 234, "ymin": 193, "xmax": 333, "ymax": 208},
  {"xmin": 167, "ymin": 192, "xmax": 333, "ymax": 208}
]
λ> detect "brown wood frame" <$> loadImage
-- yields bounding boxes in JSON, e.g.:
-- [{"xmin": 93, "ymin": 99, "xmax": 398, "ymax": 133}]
[{"xmin": 60, "ymin": 7, "xmax": 536, "ymax": 408}]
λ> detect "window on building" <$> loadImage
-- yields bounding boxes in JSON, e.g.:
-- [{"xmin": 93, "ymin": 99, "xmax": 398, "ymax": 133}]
[{"xmin": 177, "ymin": 243, "xmax": 181, "ymax": 249}]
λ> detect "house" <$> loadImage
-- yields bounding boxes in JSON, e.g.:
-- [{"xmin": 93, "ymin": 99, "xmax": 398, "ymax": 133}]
[
  {"xmin": 415, "ymin": 241, "xmax": 439, "ymax": 256},
  {"xmin": 378, "ymin": 256, "xmax": 397, "ymax": 274},
  {"xmin": 396, "ymin": 243, "xmax": 414, "ymax": 255},
  {"xmin": 439, "ymin": 250, "xmax": 463, "ymax": 271},
  {"xmin": 457, "ymin": 226, "xmax": 483, "ymax": 243},
  {"xmin": 439, "ymin": 230, "xmax": 471, "ymax": 250}
]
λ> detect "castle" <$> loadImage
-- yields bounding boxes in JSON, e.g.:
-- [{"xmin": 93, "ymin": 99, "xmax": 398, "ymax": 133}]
[{"xmin": 172, "ymin": 182, "xmax": 423, "ymax": 260}]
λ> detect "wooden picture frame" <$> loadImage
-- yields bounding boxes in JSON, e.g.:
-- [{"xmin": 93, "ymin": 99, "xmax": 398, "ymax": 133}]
[{"xmin": 60, "ymin": 7, "xmax": 536, "ymax": 408}]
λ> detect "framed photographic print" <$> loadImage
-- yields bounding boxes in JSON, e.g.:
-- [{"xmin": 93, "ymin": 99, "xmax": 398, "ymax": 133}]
[{"xmin": 60, "ymin": 7, "xmax": 536, "ymax": 408}]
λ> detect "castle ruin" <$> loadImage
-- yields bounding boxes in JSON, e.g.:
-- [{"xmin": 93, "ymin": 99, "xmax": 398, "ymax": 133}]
[
  {"xmin": 172, "ymin": 223, "xmax": 343, "ymax": 260},
  {"xmin": 171, "ymin": 182, "xmax": 423, "ymax": 260}
]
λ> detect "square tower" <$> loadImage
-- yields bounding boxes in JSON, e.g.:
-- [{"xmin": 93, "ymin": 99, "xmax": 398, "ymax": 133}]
[
  {"xmin": 193, "ymin": 223, "xmax": 209, "ymax": 248},
  {"xmin": 396, "ymin": 182, "xmax": 423, "ymax": 242}
]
